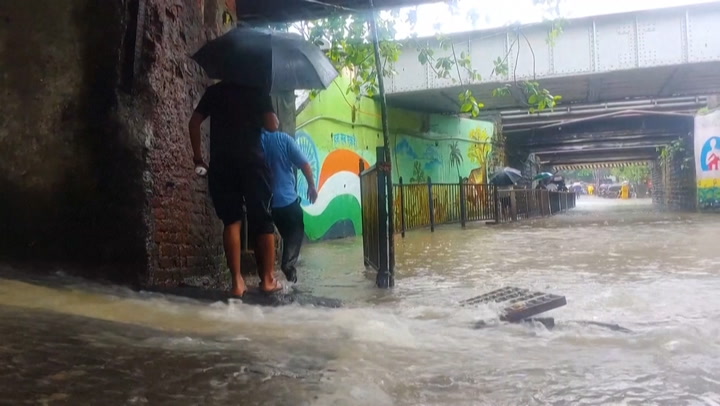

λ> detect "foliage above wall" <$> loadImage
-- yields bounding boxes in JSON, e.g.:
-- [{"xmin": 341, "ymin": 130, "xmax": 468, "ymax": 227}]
[
  {"xmin": 269, "ymin": 1, "xmax": 564, "ymax": 118},
  {"xmin": 658, "ymin": 137, "xmax": 693, "ymax": 171}
]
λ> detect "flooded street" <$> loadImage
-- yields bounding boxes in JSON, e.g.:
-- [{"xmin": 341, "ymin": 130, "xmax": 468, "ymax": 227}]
[{"xmin": 2, "ymin": 198, "xmax": 720, "ymax": 405}]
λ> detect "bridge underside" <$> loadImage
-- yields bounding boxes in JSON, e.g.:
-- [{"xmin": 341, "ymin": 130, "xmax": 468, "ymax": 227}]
[
  {"xmin": 385, "ymin": 3, "xmax": 720, "ymax": 114},
  {"xmin": 387, "ymin": 62, "xmax": 720, "ymax": 114},
  {"xmin": 506, "ymin": 112, "xmax": 694, "ymax": 168}
]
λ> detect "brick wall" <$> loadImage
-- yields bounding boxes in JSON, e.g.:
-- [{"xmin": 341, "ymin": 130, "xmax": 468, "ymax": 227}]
[
  {"xmin": 136, "ymin": 0, "xmax": 235, "ymax": 287},
  {"xmin": 651, "ymin": 136, "xmax": 697, "ymax": 211},
  {"xmin": 651, "ymin": 160, "xmax": 664, "ymax": 206},
  {"xmin": 1, "ymin": 0, "xmax": 266, "ymax": 287}
]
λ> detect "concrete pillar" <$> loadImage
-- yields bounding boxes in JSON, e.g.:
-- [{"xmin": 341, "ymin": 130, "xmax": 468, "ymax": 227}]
[
  {"xmin": 707, "ymin": 95, "xmax": 720, "ymax": 110},
  {"xmin": 0, "ymin": 0, "xmax": 147, "ymax": 282},
  {"xmin": 0, "ymin": 0, "xmax": 244, "ymax": 288},
  {"xmin": 652, "ymin": 133, "xmax": 697, "ymax": 211}
]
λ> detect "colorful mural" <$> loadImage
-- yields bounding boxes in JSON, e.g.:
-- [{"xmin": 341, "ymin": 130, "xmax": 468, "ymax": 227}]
[
  {"xmin": 695, "ymin": 110, "xmax": 720, "ymax": 210},
  {"xmin": 296, "ymin": 76, "xmax": 496, "ymax": 241},
  {"xmin": 295, "ymin": 77, "xmax": 384, "ymax": 241},
  {"xmin": 391, "ymin": 118, "xmax": 495, "ymax": 185}
]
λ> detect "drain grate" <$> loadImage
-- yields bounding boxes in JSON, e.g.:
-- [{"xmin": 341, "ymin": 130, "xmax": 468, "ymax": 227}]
[{"xmin": 461, "ymin": 286, "xmax": 567, "ymax": 322}]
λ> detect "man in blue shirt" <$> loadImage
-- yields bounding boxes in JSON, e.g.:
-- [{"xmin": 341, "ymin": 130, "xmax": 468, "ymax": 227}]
[{"xmin": 261, "ymin": 130, "xmax": 318, "ymax": 283}]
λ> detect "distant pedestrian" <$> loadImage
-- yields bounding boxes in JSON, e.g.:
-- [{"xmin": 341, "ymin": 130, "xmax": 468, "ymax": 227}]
[{"xmin": 261, "ymin": 130, "xmax": 318, "ymax": 283}]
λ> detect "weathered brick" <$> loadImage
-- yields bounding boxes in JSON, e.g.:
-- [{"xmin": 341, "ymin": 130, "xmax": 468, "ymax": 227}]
[
  {"xmin": 652, "ymin": 139, "xmax": 697, "ymax": 211},
  {"xmin": 159, "ymin": 244, "xmax": 179, "ymax": 258}
]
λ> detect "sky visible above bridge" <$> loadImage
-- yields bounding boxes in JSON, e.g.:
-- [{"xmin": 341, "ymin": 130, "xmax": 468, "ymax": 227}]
[{"xmin": 391, "ymin": 0, "xmax": 719, "ymax": 38}]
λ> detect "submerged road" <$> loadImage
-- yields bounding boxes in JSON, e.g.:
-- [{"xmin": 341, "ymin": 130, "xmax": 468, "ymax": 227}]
[{"xmin": 1, "ymin": 198, "xmax": 719, "ymax": 405}]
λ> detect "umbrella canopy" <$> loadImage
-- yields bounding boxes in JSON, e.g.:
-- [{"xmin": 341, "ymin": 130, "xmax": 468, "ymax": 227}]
[
  {"xmin": 549, "ymin": 175, "xmax": 565, "ymax": 184},
  {"xmin": 192, "ymin": 27, "xmax": 339, "ymax": 91},
  {"xmin": 533, "ymin": 172, "xmax": 554, "ymax": 182},
  {"xmin": 489, "ymin": 167, "xmax": 524, "ymax": 187}
]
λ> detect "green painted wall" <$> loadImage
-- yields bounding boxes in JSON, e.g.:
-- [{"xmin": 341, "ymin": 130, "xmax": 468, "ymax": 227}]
[{"xmin": 295, "ymin": 77, "xmax": 496, "ymax": 241}]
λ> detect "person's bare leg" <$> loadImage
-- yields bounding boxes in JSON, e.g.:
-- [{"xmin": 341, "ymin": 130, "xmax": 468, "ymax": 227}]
[
  {"xmin": 223, "ymin": 222, "xmax": 247, "ymax": 296},
  {"xmin": 256, "ymin": 233, "xmax": 280, "ymax": 292}
]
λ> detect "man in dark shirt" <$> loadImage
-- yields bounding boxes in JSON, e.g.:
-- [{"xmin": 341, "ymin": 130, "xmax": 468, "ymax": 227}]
[{"xmin": 188, "ymin": 81, "xmax": 282, "ymax": 296}]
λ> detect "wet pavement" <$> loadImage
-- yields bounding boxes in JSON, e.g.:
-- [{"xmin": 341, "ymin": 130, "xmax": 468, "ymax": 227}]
[{"xmin": 1, "ymin": 198, "xmax": 720, "ymax": 405}]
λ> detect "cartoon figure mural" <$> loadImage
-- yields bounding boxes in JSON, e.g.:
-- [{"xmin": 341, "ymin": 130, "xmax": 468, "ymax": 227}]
[
  {"xmin": 694, "ymin": 110, "xmax": 720, "ymax": 210},
  {"xmin": 701, "ymin": 137, "xmax": 720, "ymax": 171}
]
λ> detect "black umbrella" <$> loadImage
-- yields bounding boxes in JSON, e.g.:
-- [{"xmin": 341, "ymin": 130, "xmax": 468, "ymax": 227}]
[
  {"xmin": 192, "ymin": 27, "xmax": 339, "ymax": 91},
  {"xmin": 489, "ymin": 167, "xmax": 524, "ymax": 186}
]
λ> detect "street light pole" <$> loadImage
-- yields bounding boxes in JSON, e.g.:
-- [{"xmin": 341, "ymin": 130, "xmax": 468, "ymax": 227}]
[{"xmin": 367, "ymin": 0, "xmax": 395, "ymax": 288}]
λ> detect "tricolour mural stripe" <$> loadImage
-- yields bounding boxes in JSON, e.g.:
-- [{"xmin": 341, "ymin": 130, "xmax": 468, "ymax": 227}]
[
  {"xmin": 303, "ymin": 194, "xmax": 362, "ymax": 241},
  {"xmin": 318, "ymin": 148, "xmax": 369, "ymax": 191},
  {"xmin": 302, "ymin": 171, "xmax": 361, "ymax": 216}
]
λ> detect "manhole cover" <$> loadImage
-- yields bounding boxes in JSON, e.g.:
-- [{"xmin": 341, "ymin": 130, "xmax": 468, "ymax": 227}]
[{"xmin": 461, "ymin": 286, "xmax": 567, "ymax": 322}]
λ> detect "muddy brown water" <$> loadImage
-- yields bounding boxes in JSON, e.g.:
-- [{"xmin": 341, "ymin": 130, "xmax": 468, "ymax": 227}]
[{"xmin": 1, "ymin": 198, "xmax": 719, "ymax": 405}]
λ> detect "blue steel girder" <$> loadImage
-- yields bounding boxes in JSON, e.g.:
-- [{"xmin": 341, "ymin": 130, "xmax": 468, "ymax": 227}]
[{"xmin": 385, "ymin": 3, "xmax": 720, "ymax": 112}]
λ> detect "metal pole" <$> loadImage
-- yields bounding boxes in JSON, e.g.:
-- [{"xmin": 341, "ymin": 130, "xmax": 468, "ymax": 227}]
[
  {"xmin": 368, "ymin": 2, "xmax": 394, "ymax": 287},
  {"xmin": 525, "ymin": 190, "xmax": 529, "ymax": 218},
  {"xmin": 376, "ymin": 147, "xmax": 390, "ymax": 288},
  {"xmin": 399, "ymin": 177, "xmax": 406, "ymax": 238},
  {"xmin": 359, "ymin": 159, "xmax": 368, "ymax": 266},
  {"xmin": 428, "ymin": 177, "xmax": 435, "ymax": 232},
  {"xmin": 459, "ymin": 176, "xmax": 467, "ymax": 228},
  {"xmin": 493, "ymin": 185, "xmax": 500, "ymax": 224}
]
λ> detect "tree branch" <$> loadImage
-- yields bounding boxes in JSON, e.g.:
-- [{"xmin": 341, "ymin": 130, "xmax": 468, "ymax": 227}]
[
  {"xmin": 450, "ymin": 42, "xmax": 463, "ymax": 86},
  {"xmin": 513, "ymin": 31, "xmax": 520, "ymax": 84},
  {"xmin": 520, "ymin": 30, "xmax": 537, "ymax": 80},
  {"xmin": 491, "ymin": 37, "xmax": 517, "ymax": 77}
]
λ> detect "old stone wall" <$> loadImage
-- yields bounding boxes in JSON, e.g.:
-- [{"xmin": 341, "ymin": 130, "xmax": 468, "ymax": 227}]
[
  {"xmin": 0, "ymin": 0, "xmax": 243, "ymax": 287},
  {"xmin": 0, "ymin": 0, "xmax": 147, "ymax": 282},
  {"xmin": 651, "ymin": 160, "xmax": 664, "ymax": 206},
  {"xmin": 651, "ymin": 135, "xmax": 697, "ymax": 211},
  {"xmin": 136, "ymin": 0, "xmax": 237, "ymax": 287}
]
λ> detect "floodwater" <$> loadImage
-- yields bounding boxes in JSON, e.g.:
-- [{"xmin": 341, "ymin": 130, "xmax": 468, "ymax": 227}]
[{"xmin": 2, "ymin": 198, "xmax": 720, "ymax": 405}]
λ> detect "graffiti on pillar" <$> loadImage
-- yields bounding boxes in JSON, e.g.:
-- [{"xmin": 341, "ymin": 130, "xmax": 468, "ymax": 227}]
[
  {"xmin": 694, "ymin": 110, "xmax": 720, "ymax": 210},
  {"xmin": 700, "ymin": 137, "xmax": 720, "ymax": 171}
]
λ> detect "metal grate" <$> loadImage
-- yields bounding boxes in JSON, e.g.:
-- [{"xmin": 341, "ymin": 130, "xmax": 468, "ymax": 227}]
[{"xmin": 461, "ymin": 287, "xmax": 567, "ymax": 322}]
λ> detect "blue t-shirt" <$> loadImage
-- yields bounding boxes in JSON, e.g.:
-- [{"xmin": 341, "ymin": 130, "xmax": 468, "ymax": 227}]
[{"xmin": 261, "ymin": 131, "xmax": 309, "ymax": 208}]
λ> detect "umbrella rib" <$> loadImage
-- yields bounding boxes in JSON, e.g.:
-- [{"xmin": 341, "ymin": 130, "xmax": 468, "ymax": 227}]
[{"xmin": 300, "ymin": 0, "xmax": 358, "ymax": 13}]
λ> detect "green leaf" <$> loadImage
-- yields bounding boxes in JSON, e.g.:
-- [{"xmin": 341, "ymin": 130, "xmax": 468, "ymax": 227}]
[
  {"xmin": 528, "ymin": 94, "xmax": 539, "ymax": 104},
  {"xmin": 461, "ymin": 102, "xmax": 473, "ymax": 112}
]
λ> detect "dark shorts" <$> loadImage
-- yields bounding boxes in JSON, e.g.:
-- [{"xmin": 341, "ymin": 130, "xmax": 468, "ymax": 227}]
[{"xmin": 208, "ymin": 162, "xmax": 275, "ymax": 235}]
